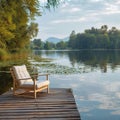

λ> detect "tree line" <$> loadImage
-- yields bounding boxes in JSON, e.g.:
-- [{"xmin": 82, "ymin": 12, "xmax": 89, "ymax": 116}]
[
  {"xmin": 69, "ymin": 25, "xmax": 120, "ymax": 49},
  {"xmin": 31, "ymin": 39, "xmax": 68, "ymax": 50},
  {"xmin": 32, "ymin": 25, "xmax": 120, "ymax": 50}
]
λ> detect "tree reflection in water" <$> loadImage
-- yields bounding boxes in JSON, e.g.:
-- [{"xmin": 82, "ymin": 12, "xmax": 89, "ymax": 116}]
[
  {"xmin": 1, "ymin": 50, "xmax": 120, "ymax": 94},
  {"xmin": 67, "ymin": 50, "xmax": 120, "ymax": 73}
]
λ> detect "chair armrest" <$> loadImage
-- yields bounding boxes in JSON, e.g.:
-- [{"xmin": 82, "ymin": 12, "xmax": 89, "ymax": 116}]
[
  {"xmin": 38, "ymin": 73, "xmax": 50, "ymax": 76},
  {"xmin": 17, "ymin": 78, "xmax": 31, "ymax": 80},
  {"xmin": 32, "ymin": 73, "xmax": 50, "ymax": 80}
]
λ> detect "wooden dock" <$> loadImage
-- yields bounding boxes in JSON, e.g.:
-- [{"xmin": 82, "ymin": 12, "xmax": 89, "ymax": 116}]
[{"xmin": 0, "ymin": 88, "xmax": 80, "ymax": 120}]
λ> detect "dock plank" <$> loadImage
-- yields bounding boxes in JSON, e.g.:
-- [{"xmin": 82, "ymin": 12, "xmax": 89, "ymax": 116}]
[{"xmin": 0, "ymin": 88, "xmax": 80, "ymax": 120}]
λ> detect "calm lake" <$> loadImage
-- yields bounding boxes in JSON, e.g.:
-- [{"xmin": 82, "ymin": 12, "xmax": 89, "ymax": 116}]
[{"xmin": 1, "ymin": 50, "xmax": 120, "ymax": 120}]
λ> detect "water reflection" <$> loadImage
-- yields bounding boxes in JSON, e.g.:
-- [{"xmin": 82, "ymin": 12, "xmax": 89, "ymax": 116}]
[
  {"xmin": 34, "ymin": 50, "xmax": 120, "ymax": 120},
  {"xmin": 35, "ymin": 50, "xmax": 120, "ymax": 73},
  {"xmin": 1, "ymin": 50, "xmax": 120, "ymax": 120},
  {"xmin": 49, "ymin": 72, "xmax": 120, "ymax": 120},
  {"xmin": 68, "ymin": 50, "xmax": 120, "ymax": 72}
]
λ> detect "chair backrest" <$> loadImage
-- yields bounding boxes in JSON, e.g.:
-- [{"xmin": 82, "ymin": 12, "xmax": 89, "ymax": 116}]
[{"xmin": 11, "ymin": 65, "xmax": 33, "ymax": 86}]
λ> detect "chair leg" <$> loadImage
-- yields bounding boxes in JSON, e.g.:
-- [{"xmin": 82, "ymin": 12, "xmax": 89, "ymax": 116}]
[
  {"xmin": 13, "ymin": 88, "xmax": 15, "ymax": 95},
  {"xmin": 13, "ymin": 81, "xmax": 16, "ymax": 95},
  {"xmin": 33, "ymin": 79, "xmax": 37, "ymax": 99},
  {"xmin": 47, "ymin": 86, "xmax": 49, "ymax": 93},
  {"xmin": 34, "ymin": 90, "xmax": 36, "ymax": 99}
]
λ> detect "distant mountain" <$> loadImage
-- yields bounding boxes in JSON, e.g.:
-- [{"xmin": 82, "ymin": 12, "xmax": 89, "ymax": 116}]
[
  {"xmin": 62, "ymin": 37, "xmax": 69, "ymax": 42},
  {"xmin": 46, "ymin": 37, "xmax": 61, "ymax": 44},
  {"xmin": 45, "ymin": 37, "xmax": 69, "ymax": 44}
]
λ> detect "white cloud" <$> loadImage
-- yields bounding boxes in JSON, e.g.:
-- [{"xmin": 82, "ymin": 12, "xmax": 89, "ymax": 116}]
[
  {"xmin": 79, "ymin": 107, "xmax": 92, "ymax": 113},
  {"xmin": 111, "ymin": 110, "xmax": 120, "ymax": 115},
  {"xmin": 103, "ymin": 2, "xmax": 120, "ymax": 14},
  {"xmin": 90, "ymin": 0, "xmax": 104, "ymax": 2},
  {"xmin": 70, "ymin": 7, "xmax": 81, "ymax": 12},
  {"xmin": 51, "ymin": 12, "xmax": 101, "ymax": 24},
  {"xmin": 116, "ymin": 0, "xmax": 120, "ymax": 4},
  {"xmin": 38, "ymin": 0, "xmax": 47, "ymax": 5},
  {"xmin": 51, "ymin": 17, "xmax": 86, "ymax": 24},
  {"xmin": 105, "ymin": 82, "xmax": 120, "ymax": 92},
  {"xmin": 61, "ymin": 7, "xmax": 81, "ymax": 13},
  {"xmin": 88, "ymin": 92, "xmax": 119, "ymax": 110}
]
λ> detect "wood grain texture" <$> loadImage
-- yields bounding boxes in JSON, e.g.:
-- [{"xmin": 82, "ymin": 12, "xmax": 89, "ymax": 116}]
[{"xmin": 0, "ymin": 88, "xmax": 81, "ymax": 120}]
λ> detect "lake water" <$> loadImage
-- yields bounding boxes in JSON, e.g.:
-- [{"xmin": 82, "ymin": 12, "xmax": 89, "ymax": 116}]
[
  {"xmin": 34, "ymin": 50, "xmax": 120, "ymax": 120},
  {"xmin": 1, "ymin": 50, "xmax": 120, "ymax": 120}
]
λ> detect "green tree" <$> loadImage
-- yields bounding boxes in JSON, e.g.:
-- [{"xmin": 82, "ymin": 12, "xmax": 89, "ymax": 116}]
[
  {"xmin": 100, "ymin": 25, "xmax": 108, "ymax": 34},
  {"xmin": 56, "ymin": 41, "xmax": 67, "ymax": 49},
  {"xmin": 68, "ymin": 25, "xmax": 120, "ymax": 50},
  {"xmin": 32, "ymin": 39, "xmax": 44, "ymax": 49},
  {"xmin": 44, "ymin": 41, "xmax": 55, "ymax": 50},
  {"xmin": 0, "ymin": 0, "xmax": 16, "ymax": 50},
  {"xmin": 68, "ymin": 30, "xmax": 76, "ymax": 49},
  {"xmin": 0, "ymin": 0, "xmax": 60, "ymax": 57},
  {"xmin": 0, "ymin": 0, "xmax": 40, "ymax": 52},
  {"xmin": 108, "ymin": 27, "xmax": 120, "ymax": 49}
]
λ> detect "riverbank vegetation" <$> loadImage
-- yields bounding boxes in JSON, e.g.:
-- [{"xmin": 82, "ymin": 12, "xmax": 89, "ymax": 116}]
[
  {"xmin": 0, "ymin": 0, "xmax": 59, "ymax": 60},
  {"xmin": 31, "ymin": 25, "xmax": 120, "ymax": 50}
]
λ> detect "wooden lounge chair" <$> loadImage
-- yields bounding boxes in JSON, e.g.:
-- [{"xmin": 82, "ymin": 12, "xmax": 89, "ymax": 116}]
[{"xmin": 10, "ymin": 65, "xmax": 50, "ymax": 98}]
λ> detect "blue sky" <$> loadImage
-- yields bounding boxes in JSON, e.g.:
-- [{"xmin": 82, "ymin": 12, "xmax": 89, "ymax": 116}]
[{"xmin": 35, "ymin": 0, "xmax": 120, "ymax": 41}]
